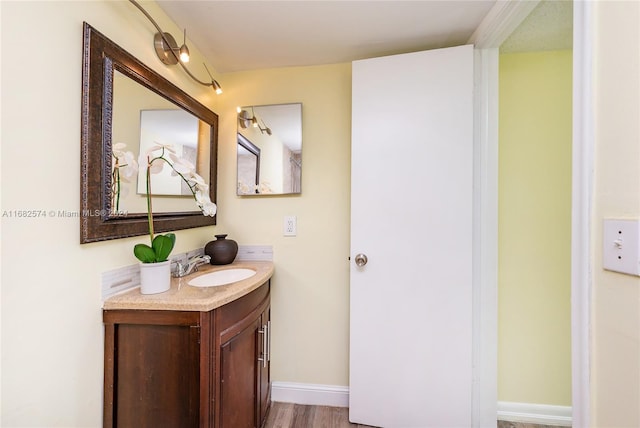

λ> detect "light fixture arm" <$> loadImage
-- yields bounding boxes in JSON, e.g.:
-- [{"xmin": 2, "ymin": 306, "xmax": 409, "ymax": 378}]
[
  {"xmin": 237, "ymin": 108, "xmax": 272, "ymax": 135},
  {"xmin": 128, "ymin": 0, "xmax": 178, "ymax": 61},
  {"xmin": 128, "ymin": 0, "xmax": 222, "ymax": 93},
  {"xmin": 179, "ymin": 59, "xmax": 210, "ymax": 87},
  {"xmin": 258, "ymin": 118, "xmax": 272, "ymax": 135}
]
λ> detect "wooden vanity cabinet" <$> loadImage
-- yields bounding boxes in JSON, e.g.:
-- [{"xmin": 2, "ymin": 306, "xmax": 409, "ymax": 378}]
[
  {"xmin": 215, "ymin": 281, "xmax": 271, "ymax": 428},
  {"xmin": 103, "ymin": 281, "xmax": 271, "ymax": 428}
]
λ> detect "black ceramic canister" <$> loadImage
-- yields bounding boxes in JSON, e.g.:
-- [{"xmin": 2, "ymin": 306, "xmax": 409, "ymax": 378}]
[{"xmin": 204, "ymin": 234, "xmax": 238, "ymax": 265}]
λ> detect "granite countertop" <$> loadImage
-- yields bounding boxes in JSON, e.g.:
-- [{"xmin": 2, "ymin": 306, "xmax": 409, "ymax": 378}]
[{"xmin": 103, "ymin": 260, "xmax": 274, "ymax": 312}]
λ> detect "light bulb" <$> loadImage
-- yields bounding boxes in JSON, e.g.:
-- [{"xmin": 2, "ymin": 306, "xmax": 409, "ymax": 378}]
[
  {"xmin": 179, "ymin": 45, "xmax": 190, "ymax": 63},
  {"xmin": 179, "ymin": 29, "xmax": 190, "ymax": 63},
  {"xmin": 212, "ymin": 79, "xmax": 223, "ymax": 95}
]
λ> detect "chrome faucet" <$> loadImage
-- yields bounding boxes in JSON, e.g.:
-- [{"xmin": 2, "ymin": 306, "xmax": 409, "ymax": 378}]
[{"xmin": 172, "ymin": 254, "xmax": 211, "ymax": 278}]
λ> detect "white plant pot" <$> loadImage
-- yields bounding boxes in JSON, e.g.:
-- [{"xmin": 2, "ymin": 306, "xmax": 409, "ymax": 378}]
[{"xmin": 139, "ymin": 260, "xmax": 171, "ymax": 295}]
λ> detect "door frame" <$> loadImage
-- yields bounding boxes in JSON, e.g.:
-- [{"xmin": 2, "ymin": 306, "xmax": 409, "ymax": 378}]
[{"xmin": 469, "ymin": 2, "xmax": 593, "ymax": 427}]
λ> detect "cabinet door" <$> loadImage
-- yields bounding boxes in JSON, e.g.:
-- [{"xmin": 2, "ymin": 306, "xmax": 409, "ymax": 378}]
[
  {"xmin": 219, "ymin": 316, "xmax": 261, "ymax": 428},
  {"xmin": 257, "ymin": 305, "xmax": 271, "ymax": 425},
  {"xmin": 103, "ymin": 311, "xmax": 203, "ymax": 428}
]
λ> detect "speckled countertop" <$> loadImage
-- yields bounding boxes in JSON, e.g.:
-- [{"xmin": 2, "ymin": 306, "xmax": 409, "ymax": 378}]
[{"xmin": 102, "ymin": 261, "xmax": 274, "ymax": 312}]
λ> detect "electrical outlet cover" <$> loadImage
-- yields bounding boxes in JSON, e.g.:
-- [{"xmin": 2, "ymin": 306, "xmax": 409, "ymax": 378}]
[
  {"xmin": 284, "ymin": 215, "xmax": 297, "ymax": 236},
  {"xmin": 603, "ymin": 219, "xmax": 640, "ymax": 276}
]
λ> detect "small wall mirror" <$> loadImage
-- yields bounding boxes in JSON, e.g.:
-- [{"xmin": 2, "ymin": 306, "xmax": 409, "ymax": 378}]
[
  {"xmin": 81, "ymin": 23, "xmax": 217, "ymax": 243},
  {"xmin": 237, "ymin": 103, "xmax": 302, "ymax": 195}
]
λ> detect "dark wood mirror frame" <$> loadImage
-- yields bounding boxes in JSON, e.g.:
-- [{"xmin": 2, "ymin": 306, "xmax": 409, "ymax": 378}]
[{"xmin": 80, "ymin": 23, "xmax": 217, "ymax": 243}]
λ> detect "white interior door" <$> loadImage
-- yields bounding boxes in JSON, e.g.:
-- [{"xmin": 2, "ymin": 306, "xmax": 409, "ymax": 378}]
[{"xmin": 349, "ymin": 45, "xmax": 474, "ymax": 427}]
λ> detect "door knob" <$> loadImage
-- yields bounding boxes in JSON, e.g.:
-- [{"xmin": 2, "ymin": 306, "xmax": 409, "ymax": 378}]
[{"xmin": 354, "ymin": 253, "xmax": 368, "ymax": 267}]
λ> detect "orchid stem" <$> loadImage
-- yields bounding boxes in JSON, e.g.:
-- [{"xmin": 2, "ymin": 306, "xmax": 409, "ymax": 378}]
[
  {"xmin": 146, "ymin": 157, "xmax": 154, "ymax": 243},
  {"xmin": 115, "ymin": 168, "xmax": 121, "ymax": 212}
]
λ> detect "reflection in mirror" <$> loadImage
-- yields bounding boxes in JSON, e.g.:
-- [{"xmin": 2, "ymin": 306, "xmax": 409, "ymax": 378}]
[
  {"xmin": 137, "ymin": 110, "xmax": 198, "ymax": 197},
  {"xmin": 136, "ymin": 110, "xmax": 204, "ymax": 198},
  {"xmin": 237, "ymin": 134, "xmax": 260, "ymax": 194},
  {"xmin": 237, "ymin": 103, "xmax": 302, "ymax": 195},
  {"xmin": 81, "ymin": 23, "xmax": 217, "ymax": 243},
  {"xmin": 112, "ymin": 72, "xmax": 211, "ymax": 213}
]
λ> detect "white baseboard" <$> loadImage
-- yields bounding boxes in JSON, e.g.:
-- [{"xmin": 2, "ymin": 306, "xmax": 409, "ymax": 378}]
[
  {"xmin": 271, "ymin": 382, "xmax": 349, "ymax": 408},
  {"xmin": 497, "ymin": 401, "xmax": 572, "ymax": 426}
]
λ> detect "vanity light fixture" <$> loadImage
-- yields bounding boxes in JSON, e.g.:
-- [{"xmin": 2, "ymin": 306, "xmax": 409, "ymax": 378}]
[
  {"xmin": 178, "ymin": 29, "xmax": 190, "ymax": 63},
  {"xmin": 237, "ymin": 108, "xmax": 259, "ymax": 129},
  {"xmin": 237, "ymin": 107, "xmax": 272, "ymax": 135},
  {"xmin": 237, "ymin": 109, "xmax": 252, "ymax": 129},
  {"xmin": 129, "ymin": 0, "xmax": 223, "ymax": 94},
  {"xmin": 152, "ymin": 28, "xmax": 189, "ymax": 65},
  {"xmin": 250, "ymin": 107, "xmax": 259, "ymax": 128}
]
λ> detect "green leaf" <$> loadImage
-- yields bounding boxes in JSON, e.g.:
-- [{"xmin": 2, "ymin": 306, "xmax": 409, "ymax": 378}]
[
  {"xmin": 134, "ymin": 244, "xmax": 157, "ymax": 263},
  {"xmin": 152, "ymin": 233, "xmax": 175, "ymax": 262}
]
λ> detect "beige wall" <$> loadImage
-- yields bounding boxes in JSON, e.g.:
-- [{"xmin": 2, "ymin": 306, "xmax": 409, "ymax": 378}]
[
  {"xmin": 217, "ymin": 65, "xmax": 352, "ymax": 387},
  {"xmin": 498, "ymin": 50, "xmax": 573, "ymax": 406},
  {"xmin": 592, "ymin": 2, "xmax": 640, "ymax": 427}
]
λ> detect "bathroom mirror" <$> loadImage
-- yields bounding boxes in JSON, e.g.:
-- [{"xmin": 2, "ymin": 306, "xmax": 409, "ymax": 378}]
[
  {"xmin": 237, "ymin": 103, "xmax": 302, "ymax": 195},
  {"xmin": 80, "ymin": 23, "xmax": 217, "ymax": 243}
]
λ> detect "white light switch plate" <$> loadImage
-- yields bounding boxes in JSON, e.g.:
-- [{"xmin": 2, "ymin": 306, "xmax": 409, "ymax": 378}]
[{"xmin": 603, "ymin": 219, "xmax": 640, "ymax": 276}]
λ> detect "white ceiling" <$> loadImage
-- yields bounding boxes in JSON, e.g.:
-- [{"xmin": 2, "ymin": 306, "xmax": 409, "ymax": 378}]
[
  {"xmin": 156, "ymin": 0, "xmax": 572, "ymax": 74},
  {"xmin": 157, "ymin": 0, "xmax": 495, "ymax": 73},
  {"xmin": 501, "ymin": 0, "xmax": 573, "ymax": 53}
]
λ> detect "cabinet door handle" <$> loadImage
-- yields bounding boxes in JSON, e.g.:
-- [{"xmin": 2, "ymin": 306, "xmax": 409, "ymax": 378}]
[
  {"xmin": 258, "ymin": 325, "xmax": 268, "ymax": 368},
  {"xmin": 267, "ymin": 320, "xmax": 271, "ymax": 362}
]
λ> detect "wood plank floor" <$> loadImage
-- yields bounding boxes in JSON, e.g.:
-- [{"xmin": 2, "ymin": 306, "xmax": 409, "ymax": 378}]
[
  {"xmin": 497, "ymin": 422, "xmax": 568, "ymax": 428},
  {"xmin": 264, "ymin": 402, "xmax": 371, "ymax": 427},
  {"xmin": 264, "ymin": 402, "xmax": 570, "ymax": 428}
]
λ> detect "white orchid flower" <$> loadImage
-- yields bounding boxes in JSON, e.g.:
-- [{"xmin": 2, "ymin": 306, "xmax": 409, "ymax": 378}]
[
  {"xmin": 195, "ymin": 189, "xmax": 207, "ymax": 206},
  {"xmin": 115, "ymin": 140, "xmax": 216, "ymax": 263},
  {"xmin": 119, "ymin": 151, "xmax": 139, "ymax": 181},
  {"xmin": 189, "ymin": 172, "xmax": 206, "ymax": 187},
  {"xmin": 194, "ymin": 190, "xmax": 216, "ymax": 214},
  {"xmin": 147, "ymin": 158, "xmax": 164, "ymax": 174},
  {"xmin": 201, "ymin": 201, "xmax": 217, "ymax": 217},
  {"xmin": 113, "ymin": 142, "xmax": 128, "ymax": 158},
  {"xmin": 195, "ymin": 182, "xmax": 209, "ymax": 194},
  {"xmin": 145, "ymin": 142, "xmax": 176, "ymax": 158},
  {"xmin": 169, "ymin": 153, "xmax": 196, "ymax": 176}
]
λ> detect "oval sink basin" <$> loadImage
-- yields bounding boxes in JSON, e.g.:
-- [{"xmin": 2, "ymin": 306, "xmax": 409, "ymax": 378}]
[{"xmin": 188, "ymin": 268, "xmax": 256, "ymax": 288}]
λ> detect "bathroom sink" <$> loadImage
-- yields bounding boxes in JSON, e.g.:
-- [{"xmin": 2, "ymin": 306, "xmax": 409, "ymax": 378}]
[{"xmin": 188, "ymin": 268, "xmax": 256, "ymax": 288}]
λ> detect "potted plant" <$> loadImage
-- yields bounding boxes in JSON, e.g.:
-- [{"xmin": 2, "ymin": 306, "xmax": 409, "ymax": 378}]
[{"xmin": 113, "ymin": 142, "xmax": 216, "ymax": 294}]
